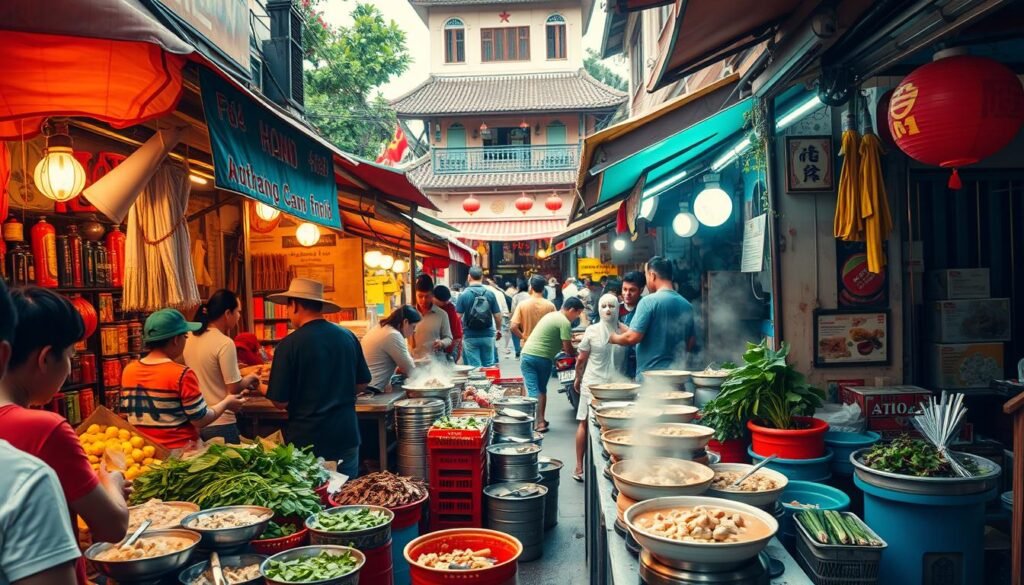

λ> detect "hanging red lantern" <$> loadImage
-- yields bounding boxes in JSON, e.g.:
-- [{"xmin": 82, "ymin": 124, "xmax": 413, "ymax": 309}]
[
  {"xmin": 544, "ymin": 194, "xmax": 563, "ymax": 213},
  {"xmin": 888, "ymin": 53, "xmax": 1024, "ymax": 189},
  {"xmin": 462, "ymin": 195, "xmax": 481, "ymax": 214},
  {"xmin": 515, "ymin": 194, "xmax": 533, "ymax": 213},
  {"xmin": 875, "ymin": 88, "xmax": 897, "ymax": 150}
]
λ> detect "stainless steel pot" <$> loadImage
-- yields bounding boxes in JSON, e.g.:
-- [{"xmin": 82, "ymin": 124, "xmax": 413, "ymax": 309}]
[
  {"xmin": 487, "ymin": 444, "xmax": 541, "ymax": 483},
  {"xmin": 537, "ymin": 457, "xmax": 563, "ymax": 530},
  {"xmin": 484, "ymin": 482, "xmax": 547, "ymax": 561},
  {"xmin": 491, "ymin": 415, "xmax": 534, "ymax": 439}
]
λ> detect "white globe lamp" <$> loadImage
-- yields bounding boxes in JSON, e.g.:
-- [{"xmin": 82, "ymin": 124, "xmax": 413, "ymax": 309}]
[
  {"xmin": 392, "ymin": 259, "xmax": 407, "ymax": 273},
  {"xmin": 34, "ymin": 123, "xmax": 86, "ymax": 202},
  {"xmin": 255, "ymin": 202, "xmax": 281, "ymax": 221},
  {"xmin": 378, "ymin": 254, "xmax": 395, "ymax": 270},
  {"xmin": 694, "ymin": 174, "xmax": 733, "ymax": 227},
  {"xmin": 295, "ymin": 222, "xmax": 321, "ymax": 247},
  {"xmin": 613, "ymin": 237, "xmax": 627, "ymax": 251},
  {"xmin": 364, "ymin": 250, "xmax": 382, "ymax": 268},
  {"xmin": 672, "ymin": 202, "xmax": 698, "ymax": 237}
]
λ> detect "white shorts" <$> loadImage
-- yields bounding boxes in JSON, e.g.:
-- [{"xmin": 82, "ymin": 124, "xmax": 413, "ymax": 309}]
[{"xmin": 576, "ymin": 389, "xmax": 591, "ymax": 421}]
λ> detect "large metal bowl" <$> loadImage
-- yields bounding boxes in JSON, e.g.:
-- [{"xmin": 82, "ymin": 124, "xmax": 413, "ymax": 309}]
[
  {"xmin": 611, "ymin": 457, "xmax": 714, "ymax": 501},
  {"xmin": 261, "ymin": 545, "xmax": 365, "ymax": 585},
  {"xmin": 402, "ymin": 384, "xmax": 455, "ymax": 399},
  {"xmin": 624, "ymin": 496, "xmax": 778, "ymax": 568},
  {"xmin": 181, "ymin": 506, "xmax": 273, "ymax": 550},
  {"xmin": 306, "ymin": 505, "xmax": 394, "ymax": 549},
  {"xmin": 453, "ymin": 364, "xmax": 475, "ymax": 374},
  {"xmin": 642, "ymin": 370, "xmax": 692, "ymax": 386},
  {"xmin": 178, "ymin": 553, "xmax": 266, "ymax": 585},
  {"xmin": 657, "ymin": 405, "xmax": 699, "ymax": 424},
  {"xmin": 86, "ymin": 528, "xmax": 202, "ymax": 582},
  {"xmin": 644, "ymin": 423, "xmax": 714, "ymax": 451},
  {"xmin": 850, "ymin": 448, "xmax": 1001, "ymax": 495},
  {"xmin": 594, "ymin": 403, "xmax": 662, "ymax": 431},
  {"xmin": 128, "ymin": 501, "xmax": 199, "ymax": 531},
  {"xmin": 690, "ymin": 371, "xmax": 731, "ymax": 388},
  {"xmin": 706, "ymin": 463, "xmax": 789, "ymax": 509},
  {"xmin": 590, "ymin": 382, "xmax": 642, "ymax": 402}
]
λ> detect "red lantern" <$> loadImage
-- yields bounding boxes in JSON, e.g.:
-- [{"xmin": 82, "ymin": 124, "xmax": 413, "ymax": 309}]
[
  {"xmin": 462, "ymin": 195, "xmax": 481, "ymax": 214},
  {"xmin": 515, "ymin": 194, "xmax": 533, "ymax": 213},
  {"xmin": 888, "ymin": 54, "xmax": 1024, "ymax": 189},
  {"xmin": 68, "ymin": 295, "xmax": 98, "ymax": 339},
  {"xmin": 875, "ymin": 88, "xmax": 897, "ymax": 150},
  {"xmin": 544, "ymin": 194, "xmax": 563, "ymax": 213}
]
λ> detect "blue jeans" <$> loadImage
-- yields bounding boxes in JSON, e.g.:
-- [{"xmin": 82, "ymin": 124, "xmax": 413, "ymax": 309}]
[
  {"xmin": 463, "ymin": 336, "xmax": 496, "ymax": 367},
  {"xmin": 521, "ymin": 354, "xmax": 553, "ymax": 398},
  {"xmin": 337, "ymin": 446, "xmax": 359, "ymax": 480},
  {"xmin": 512, "ymin": 335, "xmax": 522, "ymax": 356}
]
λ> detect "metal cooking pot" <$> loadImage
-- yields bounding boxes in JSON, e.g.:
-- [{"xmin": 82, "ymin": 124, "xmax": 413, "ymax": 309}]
[{"xmin": 492, "ymin": 415, "xmax": 534, "ymax": 439}]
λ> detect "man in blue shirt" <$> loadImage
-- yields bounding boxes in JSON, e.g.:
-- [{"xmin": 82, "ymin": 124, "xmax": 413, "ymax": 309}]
[
  {"xmin": 618, "ymin": 271, "xmax": 645, "ymax": 379},
  {"xmin": 455, "ymin": 266, "xmax": 502, "ymax": 367},
  {"xmin": 610, "ymin": 257, "xmax": 695, "ymax": 373}
]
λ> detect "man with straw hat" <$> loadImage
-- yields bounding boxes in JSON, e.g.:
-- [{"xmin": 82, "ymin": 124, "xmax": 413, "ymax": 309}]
[{"xmin": 266, "ymin": 278, "xmax": 371, "ymax": 479}]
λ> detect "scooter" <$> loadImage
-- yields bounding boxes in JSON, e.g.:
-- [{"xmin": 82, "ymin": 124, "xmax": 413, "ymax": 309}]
[{"xmin": 554, "ymin": 352, "xmax": 579, "ymax": 411}]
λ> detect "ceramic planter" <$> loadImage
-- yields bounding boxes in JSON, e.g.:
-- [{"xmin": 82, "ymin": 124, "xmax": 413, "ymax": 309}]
[{"xmin": 748, "ymin": 416, "xmax": 829, "ymax": 459}]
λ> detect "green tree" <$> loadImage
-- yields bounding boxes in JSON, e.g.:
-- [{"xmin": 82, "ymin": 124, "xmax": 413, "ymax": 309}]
[
  {"xmin": 299, "ymin": 1, "xmax": 411, "ymax": 158},
  {"xmin": 584, "ymin": 48, "xmax": 627, "ymax": 92}
]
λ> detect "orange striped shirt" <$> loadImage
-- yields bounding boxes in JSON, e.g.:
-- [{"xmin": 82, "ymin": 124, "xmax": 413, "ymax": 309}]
[{"xmin": 120, "ymin": 359, "xmax": 207, "ymax": 449}]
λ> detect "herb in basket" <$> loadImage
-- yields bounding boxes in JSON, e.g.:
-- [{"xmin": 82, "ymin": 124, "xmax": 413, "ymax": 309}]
[
  {"xmin": 859, "ymin": 435, "xmax": 980, "ymax": 478},
  {"xmin": 260, "ymin": 521, "xmax": 300, "ymax": 540},
  {"xmin": 310, "ymin": 508, "xmax": 389, "ymax": 532},
  {"xmin": 433, "ymin": 416, "xmax": 483, "ymax": 430},
  {"xmin": 796, "ymin": 510, "xmax": 883, "ymax": 547},
  {"xmin": 264, "ymin": 551, "xmax": 358, "ymax": 582}
]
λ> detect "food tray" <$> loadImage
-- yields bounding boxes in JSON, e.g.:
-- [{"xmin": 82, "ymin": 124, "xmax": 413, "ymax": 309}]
[{"xmin": 794, "ymin": 512, "xmax": 886, "ymax": 585}]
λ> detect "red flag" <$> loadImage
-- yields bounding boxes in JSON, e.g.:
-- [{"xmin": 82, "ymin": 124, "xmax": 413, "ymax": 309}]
[{"xmin": 376, "ymin": 126, "xmax": 409, "ymax": 166}]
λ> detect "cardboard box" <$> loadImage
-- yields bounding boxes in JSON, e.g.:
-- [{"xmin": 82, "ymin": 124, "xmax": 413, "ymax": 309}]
[
  {"xmin": 929, "ymin": 298, "xmax": 1011, "ymax": 343},
  {"xmin": 925, "ymin": 268, "xmax": 990, "ymax": 299},
  {"xmin": 75, "ymin": 406, "xmax": 171, "ymax": 465},
  {"xmin": 840, "ymin": 385, "xmax": 933, "ymax": 437},
  {"xmin": 927, "ymin": 343, "xmax": 1005, "ymax": 389}
]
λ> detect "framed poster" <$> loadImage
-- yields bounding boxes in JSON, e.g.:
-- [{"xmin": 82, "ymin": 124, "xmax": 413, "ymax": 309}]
[
  {"xmin": 786, "ymin": 136, "xmax": 834, "ymax": 192},
  {"xmin": 293, "ymin": 265, "xmax": 335, "ymax": 292},
  {"xmin": 814, "ymin": 309, "xmax": 891, "ymax": 367},
  {"xmin": 836, "ymin": 240, "xmax": 889, "ymax": 308}
]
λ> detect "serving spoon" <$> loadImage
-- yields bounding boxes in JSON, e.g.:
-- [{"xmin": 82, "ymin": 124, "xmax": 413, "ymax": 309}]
[
  {"xmin": 119, "ymin": 519, "xmax": 151, "ymax": 550},
  {"xmin": 729, "ymin": 454, "xmax": 778, "ymax": 488}
]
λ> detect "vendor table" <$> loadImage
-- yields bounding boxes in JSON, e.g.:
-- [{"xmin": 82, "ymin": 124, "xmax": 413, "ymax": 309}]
[
  {"xmin": 239, "ymin": 392, "xmax": 406, "ymax": 471},
  {"xmin": 584, "ymin": 418, "xmax": 814, "ymax": 585}
]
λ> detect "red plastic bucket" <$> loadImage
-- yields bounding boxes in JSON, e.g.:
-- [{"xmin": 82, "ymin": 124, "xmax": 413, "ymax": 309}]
[
  {"xmin": 314, "ymin": 482, "xmax": 331, "ymax": 506},
  {"xmin": 748, "ymin": 416, "xmax": 829, "ymax": 459},
  {"xmin": 707, "ymin": 438, "xmax": 750, "ymax": 463},
  {"xmin": 361, "ymin": 539, "xmax": 394, "ymax": 585},
  {"xmin": 405, "ymin": 528, "xmax": 521, "ymax": 585},
  {"xmin": 390, "ymin": 495, "xmax": 429, "ymax": 529}
]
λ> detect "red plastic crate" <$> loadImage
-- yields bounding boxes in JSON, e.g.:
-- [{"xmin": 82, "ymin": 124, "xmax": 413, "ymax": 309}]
[
  {"xmin": 481, "ymin": 366, "xmax": 501, "ymax": 379},
  {"xmin": 426, "ymin": 423, "xmax": 489, "ymax": 451},
  {"xmin": 493, "ymin": 377, "xmax": 524, "ymax": 385},
  {"xmin": 429, "ymin": 515, "xmax": 481, "ymax": 531},
  {"xmin": 430, "ymin": 492, "xmax": 479, "ymax": 516},
  {"xmin": 430, "ymin": 467, "xmax": 485, "ymax": 493},
  {"xmin": 430, "ymin": 448, "xmax": 486, "ymax": 471}
]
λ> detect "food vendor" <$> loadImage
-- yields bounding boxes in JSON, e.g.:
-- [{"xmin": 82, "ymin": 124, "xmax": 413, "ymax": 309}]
[
  {"xmin": 363, "ymin": 305, "xmax": 422, "ymax": 392},
  {"xmin": 0, "ymin": 285, "xmax": 129, "ymax": 585},
  {"xmin": 120, "ymin": 309, "xmax": 245, "ymax": 449},
  {"xmin": 409, "ymin": 274, "xmax": 452, "ymax": 360}
]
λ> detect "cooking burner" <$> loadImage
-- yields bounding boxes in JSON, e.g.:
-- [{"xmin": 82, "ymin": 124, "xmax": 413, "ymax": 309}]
[
  {"xmin": 640, "ymin": 550, "xmax": 771, "ymax": 585},
  {"xmin": 613, "ymin": 520, "xmax": 642, "ymax": 557},
  {"xmin": 603, "ymin": 465, "xmax": 612, "ymax": 480},
  {"xmin": 611, "ymin": 487, "xmax": 619, "ymax": 501},
  {"xmin": 601, "ymin": 449, "xmax": 610, "ymax": 460}
]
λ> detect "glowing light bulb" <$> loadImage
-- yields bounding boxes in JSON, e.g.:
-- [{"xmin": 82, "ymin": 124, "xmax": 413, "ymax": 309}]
[
  {"xmin": 295, "ymin": 222, "xmax": 321, "ymax": 247},
  {"xmin": 255, "ymin": 202, "xmax": 281, "ymax": 221}
]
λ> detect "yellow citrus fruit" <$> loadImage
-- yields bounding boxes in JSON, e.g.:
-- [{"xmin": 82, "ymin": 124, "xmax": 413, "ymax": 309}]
[
  {"xmin": 143, "ymin": 457, "xmax": 154, "ymax": 466},
  {"xmin": 87, "ymin": 455, "xmax": 100, "ymax": 464},
  {"xmin": 130, "ymin": 449, "xmax": 144, "ymax": 462},
  {"xmin": 129, "ymin": 436, "xmax": 144, "ymax": 448},
  {"xmin": 120, "ymin": 441, "xmax": 133, "ymax": 453},
  {"xmin": 106, "ymin": 439, "xmax": 121, "ymax": 450},
  {"xmin": 87, "ymin": 424, "xmax": 101, "ymax": 434},
  {"xmin": 140, "ymin": 466, "xmax": 151, "ymax": 474},
  {"xmin": 117, "ymin": 429, "xmax": 131, "ymax": 441},
  {"xmin": 142, "ymin": 445, "xmax": 155, "ymax": 458},
  {"xmin": 105, "ymin": 426, "xmax": 119, "ymax": 437}
]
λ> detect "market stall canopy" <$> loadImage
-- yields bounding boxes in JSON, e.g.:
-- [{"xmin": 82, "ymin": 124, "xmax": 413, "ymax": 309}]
[
  {"xmin": 340, "ymin": 209, "xmax": 450, "ymax": 261},
  {"xmin": 0, "ymin": 0, "xmax": 192, "ymax": 139},
  {"xmin": 551, "ymin": 202, "xmax": 620, "ymax": 246},
  {"xmin": 335, "ymin": 155, "xmax": 438, "ymax": 212},
  {"xmin": 400, "ymin": 213, "xmax": 478, "ymax": 266},
  {"xmin": 448, "ymin": 218, "xmax": 569, "ymax": 242},
  {"xmin": 648, "ymin": 0, "xmax": 801, "ymax": 91}
]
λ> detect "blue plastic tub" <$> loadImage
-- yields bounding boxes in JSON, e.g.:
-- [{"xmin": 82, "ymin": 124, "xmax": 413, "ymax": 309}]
[
  {"xmin": 824, "ymin": 431, "xmax": 880, "ymax": 475},
  {"xmin": 748, "ymin": 447, "xmax": 833, "ymax": 482},
  {"xmin": 778, "ymin": 480, "xmax": 851, "ymax": 548},
  {"xmin": 391, "ymin": 522, "xmax": 419, "ymax": 585}
]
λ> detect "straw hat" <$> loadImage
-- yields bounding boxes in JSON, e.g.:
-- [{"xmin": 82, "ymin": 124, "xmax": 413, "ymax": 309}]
[{"xmin": 268, "ymin": 278, "xmax": 341, "ymax": 313}]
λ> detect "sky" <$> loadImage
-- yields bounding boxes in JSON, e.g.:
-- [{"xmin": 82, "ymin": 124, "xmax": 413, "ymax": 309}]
[{"xmin": 319, "ymin": 1, "xmax": 625, "ymax": 100}]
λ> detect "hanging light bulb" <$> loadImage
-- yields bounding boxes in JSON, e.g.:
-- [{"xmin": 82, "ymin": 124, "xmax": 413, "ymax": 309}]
[
  {"xmin": 33, "ymin": 121, "xmax": 86, "ymax": 202},
  {"xmin": 392, "ymin": 259, "xmax": 407, "ymax": 273},
  {"xmin": 536, "ymin": 248, "xmax": 549, "ymax": 259},
  {"xmin": 672, "ymin": 202, "xmax": 698, "ymax": 237},
  {"xmin": 693, "ymin": 173, "xmax": 733, "ymax": 227},
  {"xmin": 364, "ymin": 250, "xmax": 382, "ymax": 268},
  {"xmin": 295, "ymin": 222, "xmax": 321, "ymax": 247},
  {"xmin": 639, "ymin": 195, "xmax": 658, "ymax": 221},
  {"xmin": 378, "ymin": 254, "xmax": 395, "ymax": 270},
  {"xmin": 255, "ymin": 202, "xmax": 281, "ymax": 221},
  {"xmin": 613, "ymin": 237, "xmax": 627, "ymax": 251}
]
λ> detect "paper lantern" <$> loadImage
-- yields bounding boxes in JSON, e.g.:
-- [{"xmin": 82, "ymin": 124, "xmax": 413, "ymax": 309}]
[
  {"xmin": 255, "ymin": 202, "xmax": 281, "ymax": 221},
  {"xmin": 544, "ymin": 194, "xmax": 563, "ymax": 213},
  {"xmin": 888, "ymin": 54, "xmax": 1024, "ymax": 189},
  {"xmin": 515, "ymin": 194, "xmax": 533, "ymax": 213},
  {"xmin": 378, "ymin": 254, "xmax": 395, "ymax": 270},
  {"xmin": 462, "ymin": 195, "xmax": 481, "ymax": 214},
  {"xmin": 34, "ymin": 128, "xmax": 86, "ymax": 202},
  {"xmin": 364, "ymin": 250, "xmax": 382, "ymax": 267},
  {"xmin": 295, "ymin": 222, "xmax": 321, "ymax": 247}
]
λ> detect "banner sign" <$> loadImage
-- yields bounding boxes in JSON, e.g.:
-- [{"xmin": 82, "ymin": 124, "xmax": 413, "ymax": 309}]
[
  {"xmin": 155, "ymin": 0, "xmax": 250, "ymax": 70},
  {"xmin": 200, "ymin": 68, "xmax": 341, "ymax": 229}
]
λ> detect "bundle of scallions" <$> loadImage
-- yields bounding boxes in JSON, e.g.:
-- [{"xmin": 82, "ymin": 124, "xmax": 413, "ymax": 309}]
[{"xmin": 796, "ymin": 510, "xmax": 883, "ymax": 547}]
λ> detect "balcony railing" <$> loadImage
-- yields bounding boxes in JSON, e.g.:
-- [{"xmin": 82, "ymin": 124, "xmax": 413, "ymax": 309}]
[{"xmin": 432, "ymin": 144, "xmax": 580, "ymax": 174}]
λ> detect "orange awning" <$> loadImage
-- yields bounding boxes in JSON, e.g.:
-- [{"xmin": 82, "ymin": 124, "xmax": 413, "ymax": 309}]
[{"xmin": 340, "ymin": 210, "xmax": 449, "ymax": 260}]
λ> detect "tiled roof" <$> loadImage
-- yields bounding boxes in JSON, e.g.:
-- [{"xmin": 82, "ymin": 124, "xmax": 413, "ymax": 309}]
[
  {"xmin": 406, "ymin": 156, "xmax": 576, "ymax": 190},
  {"xmin": 391, "ymin": 69, "xmax": 627, "ymax": 116}
]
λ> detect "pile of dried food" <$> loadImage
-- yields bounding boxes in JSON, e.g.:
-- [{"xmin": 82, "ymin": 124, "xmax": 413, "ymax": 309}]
[
  {"xmin": 129, "ymin": 443, "xmax": 325, "ymax": 518},
  {"xmin": 185, "ymin": 509, "xmax": 270, "ymax": 530},
  {"xmin": 859, "ymin": 436, "xmax": 980, "ymax": 478},
  {"xmin": 711, "ymin": 472, "xmax": 779, "ymax": 492},
  {"xmin": 329, "ymin": 472, "xmax": 428, "ymax": 508},
  {"xmin": 415, "ymin": 548, "xmax": 497, "ymax": 570}
]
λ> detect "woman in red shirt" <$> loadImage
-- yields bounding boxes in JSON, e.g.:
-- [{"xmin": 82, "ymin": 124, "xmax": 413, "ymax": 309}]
[{"xmin": 0, "ymin": 286, "xmax": 129, "ymax": 585}]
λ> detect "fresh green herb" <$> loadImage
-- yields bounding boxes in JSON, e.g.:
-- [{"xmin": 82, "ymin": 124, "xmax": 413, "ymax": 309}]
[
  {"xmin": 797, "ymin": 511, "xmax": 883, "ymax": 547},
  {"xmin": 432, "ymin": 416, "xmax": 483, "ymax": 430},
  {"xmin": 264, "ymin": 551, "xmax": 358, "ymax": 582},
  {"xmin": 310, "ymin": 508, "xmax": 389, "ymax": 532},
  {"xmin": 860, "ymin": 435, "xmax": 979, "ymax": 478},
  {"xmin": 260, "ymin": 521, "xmax": 300, "ymax": 540}
]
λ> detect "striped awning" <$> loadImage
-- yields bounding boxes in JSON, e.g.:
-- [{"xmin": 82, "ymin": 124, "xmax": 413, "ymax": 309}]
[{"xmin": 448, "ymin": 218, "xmax": 569, "ymax": 242}]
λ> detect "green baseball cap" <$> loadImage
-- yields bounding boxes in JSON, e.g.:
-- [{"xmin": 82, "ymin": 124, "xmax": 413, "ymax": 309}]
[{"xmin": 143, "ymin": 309, "xmax": 201, "ymax": 343}]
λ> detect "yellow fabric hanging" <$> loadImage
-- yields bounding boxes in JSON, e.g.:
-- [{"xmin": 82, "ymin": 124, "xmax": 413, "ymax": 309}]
[
  {"xmin": 833, "ymin": 128, "xmax": 862, "ymax": 240},
  {"xmin": 858, "ymin": 133, "xmax": 893, "ymax": 274}
]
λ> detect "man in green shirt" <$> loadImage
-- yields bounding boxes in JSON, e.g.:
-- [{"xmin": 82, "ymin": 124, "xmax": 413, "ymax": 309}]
[{"xmin": 520, "ymin": 297, "xmax": 584, "ymax": 432}]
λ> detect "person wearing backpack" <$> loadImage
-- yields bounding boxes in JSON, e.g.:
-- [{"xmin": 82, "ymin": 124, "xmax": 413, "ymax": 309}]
[{"xmin": 455, "ymin": 266, "xmax": 502, "ymax": 367}]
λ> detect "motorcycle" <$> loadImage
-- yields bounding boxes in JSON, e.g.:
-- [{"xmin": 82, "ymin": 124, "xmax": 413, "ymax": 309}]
[{"xmin": 553, "ymin": 352, "xmax": 579, "ymax": 411}]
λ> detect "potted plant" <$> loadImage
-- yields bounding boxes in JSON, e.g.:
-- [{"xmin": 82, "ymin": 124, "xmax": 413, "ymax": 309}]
[
  {"xmin": 710, "ymin": 340, "xmax": 828, "ymax": 459},
  {"xmin": 698, "ymin": 400, "xmax": 749, "ymax": 463}
]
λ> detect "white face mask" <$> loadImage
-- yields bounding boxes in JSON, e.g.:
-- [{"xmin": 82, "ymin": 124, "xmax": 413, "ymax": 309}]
[{"xmin": 598, "ymin": 293, "xmax": 619, "ymax": 324}]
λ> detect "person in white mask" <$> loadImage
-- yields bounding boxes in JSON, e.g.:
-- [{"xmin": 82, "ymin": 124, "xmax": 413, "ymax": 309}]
[{"xmin": 571, "ymin": 293, "xmax": 626, "ymax": 481}]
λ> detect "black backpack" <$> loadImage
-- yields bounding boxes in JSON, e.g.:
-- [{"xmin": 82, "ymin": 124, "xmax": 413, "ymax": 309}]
[{"xmin": 464, "ymin": 287, "xmax": 493, "ymax": 331}]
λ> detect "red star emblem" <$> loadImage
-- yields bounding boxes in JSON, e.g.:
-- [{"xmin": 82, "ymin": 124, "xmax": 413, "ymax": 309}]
[{"xmin": 499, "ymin": 10, "xmax": 510, "ymax": 22}]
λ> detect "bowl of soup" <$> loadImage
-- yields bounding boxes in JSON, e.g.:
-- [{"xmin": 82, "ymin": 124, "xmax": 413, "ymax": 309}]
[
  {"xmin": 657, "ymin": 405, "xmax": 699, "ymax": 424},
  {"xmin": 624, "ymin": 496, "xmax": 778, "ymax": 566},
  {"xmin": 642, "ymin": 370, "xmax": 692, "ymax": 387},
  {"xmin": 594, "ymin": 403, "xmax": 662, "ymax": 431},
  {"xmin": 646, "ymin": 390, "xmax": 694, "ymax": 406},
  {"xmin": 644, "ymin": 423, "xmax": 714, "ymax": 451},
  {"xmin": 610, "ymin": 457, "xmax": 714, "ymax": 501},
  {"xmin": 600, "ymin": 429, "xmax": 641, "ymax": 460},
  {"xmin": 589, "ymin": 383, "xmax": 641, "ymax": 402},
  {"xmin": 707, "ymin": 463, "xmax": 789, "ymax": 509}
]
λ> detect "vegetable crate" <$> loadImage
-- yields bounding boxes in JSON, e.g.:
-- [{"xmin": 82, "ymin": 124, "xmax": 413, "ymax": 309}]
[
  {"xmin": 795, "ymin": 512, "xmax": 887, "ymax": 585},
  {"xmin": 426, "ymin": 422, "xmax": 490, "ymax": 451},
  {"xmin": 428, "ymin": 447, "xmax": 486, "ymax": 530}
]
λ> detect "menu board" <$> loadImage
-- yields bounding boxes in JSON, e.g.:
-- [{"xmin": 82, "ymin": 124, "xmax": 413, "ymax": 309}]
[{"xmin": 813, "ymin": 310, "xmax": 890, "ymax": 367}]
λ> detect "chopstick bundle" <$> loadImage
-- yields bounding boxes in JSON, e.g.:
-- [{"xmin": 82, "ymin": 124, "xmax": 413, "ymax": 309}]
[{"xmin": 911, "ymin": 391, "xmax": 971, "ymax": 477}]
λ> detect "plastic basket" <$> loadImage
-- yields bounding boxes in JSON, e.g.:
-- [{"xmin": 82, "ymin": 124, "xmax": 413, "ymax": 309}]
[
  {"xmin": 430, "ymin": 492, "xmax": 481, "ymax": 516},
  {"xmin": 430, "ymin": 467, "xmax": 485, "ymax": 493},
  {"xmin": 794, "ymin": 512, "xmax": 886, "ymax": 585},
  {"xmin": 427, "ymin": 423, "xmax": 489, "ymax": 451},
  {"xmin": 430, "ymin": 448, "xmax": 486, "ymax": 471},
  {"xmin": 249, "ymin": 518, "xmax": 309, "ymax": 555}
]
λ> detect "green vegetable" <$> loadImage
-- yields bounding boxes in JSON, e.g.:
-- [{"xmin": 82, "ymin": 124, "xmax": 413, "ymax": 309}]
[
  {"xmin": 702, "ymin": 341, "xmax": 825, "ymax": 438},
  {"xmin": 824, "ymin": 510, "xmax": 849, "ymax": 544},
  {"xmin": 797, "ymin": 511, "xmax": 828, "ymax": 544},
  {"xmin": 860, "ymin": 435, "xmax": 980, "ymax": 478},
  {"xmin": 310, "ymin": 508, "xmax": 389, "ymax": 532},
  {"xmin": 261, "ymin": 521, "xmax": 299, "ymax": 540},
  {"xmin": 432, "ymin": 416, "xmax": 483, "ymax": 430},
  {"xmin": 264, "ymin": 551, "xmax": 358, "ymax": 582},
  {"xmin": 798, "ymin": 511, "xmax": 882, "ymax": 547},
  {"xmin": 129, "ymin": 443, "xmax": 324, "ymax": 518}
]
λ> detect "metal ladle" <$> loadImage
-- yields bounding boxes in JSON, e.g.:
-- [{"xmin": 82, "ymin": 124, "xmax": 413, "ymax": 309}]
[
  {"xmin": 119, "ymin": 519, "xmax": 151, "ymax": 550},
  {"xmin": 729, "ymin": 454, "xmax": 778, "ymax": 488}
]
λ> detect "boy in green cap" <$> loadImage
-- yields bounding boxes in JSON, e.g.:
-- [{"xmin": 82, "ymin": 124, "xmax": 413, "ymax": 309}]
[{"xmin": 121, "ymin": 309, "xmax": 245, "ymax": 449}]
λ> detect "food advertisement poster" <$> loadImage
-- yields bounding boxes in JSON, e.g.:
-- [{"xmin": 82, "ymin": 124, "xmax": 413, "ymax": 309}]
[
  {"xmin": 836, "ymin": 240, "xmax": 888, "ymax": 308},
  {"xmin": 814, "ymin": 310, "xmax": 891, "ymax": 367}
]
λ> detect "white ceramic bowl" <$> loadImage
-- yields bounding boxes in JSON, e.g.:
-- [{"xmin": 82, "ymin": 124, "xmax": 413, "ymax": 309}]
[
  {"xmin": 590, "ymin": 383, "xmax": 641, "ymax": 402},
  {"xmin": 600, "ymin": 429, "xmax": 640, "ymax": 460},
  {"xmin": 642, "ymin": 370, "xmax": 692, "ymax": 386},
  {"xmin": 644, "ymin": 423, "xmax": 714, "ymax": 451},
  {"xmin": 624, "ymin": 496, "xmax": 779, "ymax": 567},
  {"xmin": 645, "ymin": 390, "xmax": 694, "ymax": 406},
  {"xmin": 594, "ymin": 404, "xmax": 662, "ymax": 431},
  {"xmin": 706, "ymin": 463, "xmax": 789, "ymax": 509},
  {"xmin": 658, "ymin": 405, "xmax": 699, "ymax": 424},
  {"xmin": 690, "ymin": 371, "xmax": 731, "ymax": 388},
  {"xmin": 611, "ymin": 458, "xmax": 714, "ymax": 501}
]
